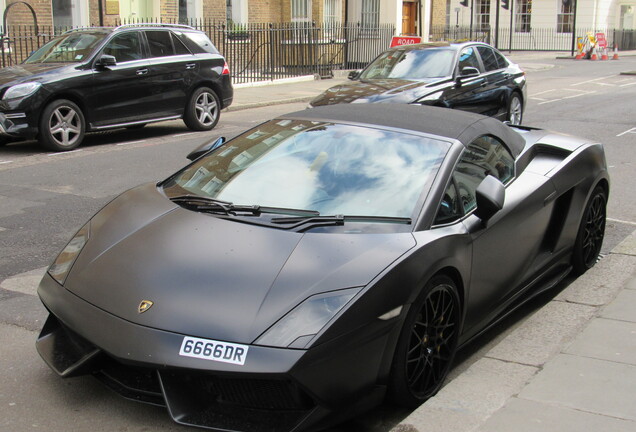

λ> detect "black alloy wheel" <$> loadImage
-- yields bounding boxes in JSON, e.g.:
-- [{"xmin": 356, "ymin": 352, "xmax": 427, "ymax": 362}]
[
  {"xmin": 389, "ymin": 275, "xmax": 460, "ymax": 407},
  {"xmin": 39, "ymin": 99, "xmax": 85, "ymax": 151},
  {"xmin": 572, "ymin": 186, "xmax": 607, "ymax": 275},
  {"xmin": 184, "ymin": 87, "xmax": 220, "ymax": 131}
]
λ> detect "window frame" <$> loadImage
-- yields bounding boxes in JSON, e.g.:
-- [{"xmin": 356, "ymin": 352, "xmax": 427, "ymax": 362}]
[{"xmin": 515, "ymin": 0, "xmax": 532, "ymax": 33}]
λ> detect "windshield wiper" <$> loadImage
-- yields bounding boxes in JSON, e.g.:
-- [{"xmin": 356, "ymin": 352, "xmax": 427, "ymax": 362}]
[
  {"xmin": 170, "ymin": 195, "xmax": 320, "ymax": 217},
  {"xmin": 271, "ymin": 214, "xmax": 411, "ymax": 231}
]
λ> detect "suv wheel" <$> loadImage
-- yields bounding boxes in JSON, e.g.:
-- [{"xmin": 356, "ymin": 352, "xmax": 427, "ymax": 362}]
[
  {"xmin": 39, "ymin": 99, "xmax": 85, "ymax": 151},
  {"xmin": 184, "ymin": 87, "xmax": 220, "ymax": 131}
]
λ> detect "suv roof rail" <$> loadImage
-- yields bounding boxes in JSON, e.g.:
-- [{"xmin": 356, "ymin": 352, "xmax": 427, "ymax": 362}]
[
  {"xmin": 62, "ymin": 26, "xmax": 114, "ymax": 34},
  {"xmin": 116, "ymin": 23, "xmax": 195, "ymax": 30}
]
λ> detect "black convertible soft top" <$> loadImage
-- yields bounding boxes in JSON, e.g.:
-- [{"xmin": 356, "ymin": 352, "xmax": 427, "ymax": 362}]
[{"xmin": 286, "ymin": 104, "xmax": 527, "ymax": 158}]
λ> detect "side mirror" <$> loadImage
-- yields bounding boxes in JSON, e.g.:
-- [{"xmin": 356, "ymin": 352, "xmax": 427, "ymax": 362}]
[
  {"xmin": 187, "ymin": 136, "xmax": 226, "ymax": 161},
  {"xmin": 348, "ymin": 70, "xmax": 361, "ymax": 80},
  {"xmin": 95, "ymin": 54, "xmax": 116, "ymax": 68},
  {"xmin": 474, "ymin": 175, "xmax": 505, "ymax": 223},
  {"xmin": 459, "ymin": 66, "xmax": 480, "ymax": 78}
]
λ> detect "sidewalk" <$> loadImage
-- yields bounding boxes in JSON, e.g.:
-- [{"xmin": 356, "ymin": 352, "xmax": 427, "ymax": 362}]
[{"xmin": 392, "ymin": 229, "xmax": 636, "ymax": 432}]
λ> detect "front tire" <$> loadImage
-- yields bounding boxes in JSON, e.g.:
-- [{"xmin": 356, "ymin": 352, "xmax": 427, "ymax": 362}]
[
  {"xmin": 388, "ymin": 275, "xmax": 460, "ymax": 408},
  {"xmin": 572, "ymin": 186, "xmax": 607, "ymax": 275},
  {"xmin": 39, "ymin": 99, "xmax": 85, "ymax": 151},
  {"xmin": 506, "ymin": 93, "xmax": 523, "ymax": 125},
  {"xmin": 183, "ymin": 87, "xmax": 220, "ymax": 131}
]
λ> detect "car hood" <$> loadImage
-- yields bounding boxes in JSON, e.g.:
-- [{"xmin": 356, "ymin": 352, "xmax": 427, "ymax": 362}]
[
  {"xmin": 65, "ymin": 183, "xmax": 416, "ymax": 345},
  {"xmin": 310, "ymin": 78, "xmax": 443, "ymax": 106},
  {"xmin": 0, "ymin": 63, "xmax": 77, "ymax": 87}
]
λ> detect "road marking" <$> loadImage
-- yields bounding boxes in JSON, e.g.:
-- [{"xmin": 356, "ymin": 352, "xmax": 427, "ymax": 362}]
[
  {"xmin": 0, "ymin": 160, "xmax": 13, "ymax": 165},
  {"xmin": 531, "ymin": 89, "xmax": 557, "ymax": 97},
  {"xmin": 571, "ymin": 75, "xmax": 616, "ymax": 86},
  {"xmin": 616, "ymin": 127, "xmax": 636, "ymax": 137},
  {"xmin": 173, "ymin": 132, "xmax": 199, "ymax": 138},
  {"xmin": 607, "ymin": 217, "xmax": 636, "ymax": 226},
  {"xmin": 620, "ymin": 82, "xmax": 636, "ymax": 87},
  {"xmin": 47, "ymin": 149, "xmax": 82, "ymax": 156},
  {"xmin": 116, "ymin": 140, "xmax": 146, "ymax": 146}
]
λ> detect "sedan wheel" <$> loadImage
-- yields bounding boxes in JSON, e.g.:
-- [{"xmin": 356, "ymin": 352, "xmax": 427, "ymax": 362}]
[
  {"xmin": 507, "ymin": 93, "xmax": 523, "ymax": 125},
  {"xmin": 184, "ymin": 87, "xmax": 220, "ymax": 131},
  {"xmin": 389, "ymin": 275, "xmax": 460, "ymax": 407},
  {"xmin": 39, "ymin": 99, "xmax": 85, "ymax": 151},
  {"xmin": 572, "ymin": 186, "xmax": 607, "ymax": 275}
]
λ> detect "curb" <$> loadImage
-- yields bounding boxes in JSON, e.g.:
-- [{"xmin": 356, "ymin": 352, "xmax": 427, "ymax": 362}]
[
  {"xmin": 392, "ymin": 228, "xmax": 636, "ymax": 432},
  {"xmin": 225, "ymin": 96, "xmax": 314, "ymax": 113}
]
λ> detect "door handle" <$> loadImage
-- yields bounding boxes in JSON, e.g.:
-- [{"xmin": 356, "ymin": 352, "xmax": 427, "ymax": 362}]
[
  {"xmin": 185, "ymin": 63, "xmax": 196, "ymax": 70},
  {"xmin": 136, "ymin": 68, "xmax": 148, "ymax": 75},
  {"xmin": 480, "ymin": 81, "xmax": 488, "ymax": 87}
]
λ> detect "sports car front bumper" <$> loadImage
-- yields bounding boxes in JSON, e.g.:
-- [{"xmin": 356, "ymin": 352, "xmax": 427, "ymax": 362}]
[{"xmin": 36, "ymin": 273, "xmax": 396, "ymax": 432}]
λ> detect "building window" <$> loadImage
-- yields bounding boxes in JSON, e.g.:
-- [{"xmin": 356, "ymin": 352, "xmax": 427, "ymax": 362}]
[
  {"xmin": 475, "ymin": 0, "xmax": 490, "ymax": 31},
  {"xmin": 515, "ymin": 0, "xmax": 532, "ymax": 33},
  {"xmin": 361, "ymin": 0, "xmax": 380, "ymax": 29},
  {"xmin": 324, "ymin": 0, "xmax": 342, "ymax": 24},
  {"xmin": 291, "ymin": 0, "xmax": 312, "ymax": 22},
  {"xmin": 557, "ymin": 0, "xmax": 573, "ymax": 33}
]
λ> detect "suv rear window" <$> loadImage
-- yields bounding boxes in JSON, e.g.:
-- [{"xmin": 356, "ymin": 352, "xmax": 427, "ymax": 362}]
[{"xmin": 178, "ymin": 31, "xmax": 219, "ymax": 54}]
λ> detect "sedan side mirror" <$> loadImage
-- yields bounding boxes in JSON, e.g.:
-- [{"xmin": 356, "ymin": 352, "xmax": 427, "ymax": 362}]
[
  {"xmin": 474, "ymin": 175, "xmax": 505, "ymax": 223},
  {"xmin": 348, "ymin": 70, "xmax": 361, "ymax": 80},
  {"xmin": 95, "ymin": 54, "xmax": 117, "ymax": 68},
  {"xmin": 459, "ymin": 66, "xmax": 480, "ymax": 79},
  {"xmin": 187, "ymin": 136, "xmax": 226, "ymax": 161}
]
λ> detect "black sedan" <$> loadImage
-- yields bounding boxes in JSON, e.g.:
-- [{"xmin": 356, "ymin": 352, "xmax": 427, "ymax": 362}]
[
  {"xmin": 310, "ymin": 42, "xmax": 527, "ymax": 125},
  {"xmin": 36, "ymin": 104, "xmax": 607, "ymax": 432}
]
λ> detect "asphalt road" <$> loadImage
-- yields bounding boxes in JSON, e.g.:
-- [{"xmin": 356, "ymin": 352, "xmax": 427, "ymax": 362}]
[{"xmin": 1, "ymin": 56, "xmax": 636, "ymax": 432}]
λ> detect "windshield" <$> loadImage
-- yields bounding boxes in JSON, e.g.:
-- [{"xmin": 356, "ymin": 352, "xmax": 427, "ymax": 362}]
[
  {"xmin": 25, "ymin": 31, "xmax": 108, "ymax": 64},
  {"xmin": 359, "ymin": 49, "xmax": 455, "ymax": 80},
  {"xmin": 163, "ymin": 120, "xmax": 450, "ymax": 219}
]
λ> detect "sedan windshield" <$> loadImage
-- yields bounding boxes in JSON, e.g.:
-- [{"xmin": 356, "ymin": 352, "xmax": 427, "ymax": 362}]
[
  {"xmin": 164, "ymin": 120, "xmax": 450, "ymax": 218},
  {"xmin": 359, "ymin": 49, "xmax": 455, "ymax": 80},
  {"xmin": 25, "ymin": 31, "xmax": 107, "ymax": 63}
]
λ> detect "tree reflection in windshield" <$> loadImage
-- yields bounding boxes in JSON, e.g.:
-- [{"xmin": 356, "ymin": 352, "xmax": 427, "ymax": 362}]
[{"xmin": 360, "ymin": 49, "xmax": 455, "ymax": 80}]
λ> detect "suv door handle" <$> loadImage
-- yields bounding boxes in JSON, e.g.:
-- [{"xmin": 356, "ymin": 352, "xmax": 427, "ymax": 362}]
[
  {"xmin": 185, "ymin": 63, "xmax": 196, "ymax": 70},
  {"xmin": 136, "ymin": 68, "xmax": 148, "ymax": 75}
]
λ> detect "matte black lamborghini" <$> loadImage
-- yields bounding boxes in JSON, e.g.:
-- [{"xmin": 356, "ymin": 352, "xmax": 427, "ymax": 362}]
[{"xmin": 36, "ymin": 104, "xmax": 608, "ymax": 432}]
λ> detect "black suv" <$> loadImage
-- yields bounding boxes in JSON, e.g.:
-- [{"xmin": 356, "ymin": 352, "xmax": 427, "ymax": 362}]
[{"xmin": 0, "ymin": 24, "xmax": 233, "ymax": 151}]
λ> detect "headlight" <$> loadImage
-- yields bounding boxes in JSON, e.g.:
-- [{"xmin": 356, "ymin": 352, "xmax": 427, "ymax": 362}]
[
  {"xmin": 416, "ymin": 90, "xmax": 444, "ymax": 103},
  {"xmin": 48, "ymin": 223, "xmax": 90, "ymax": 285},
  {"xmin": 3, "ymin": 82, "xmax": 41, "ymax": 100},
  {"xmin": 255, "ymin": 287, "xmax": 360, "ymax": 349}
]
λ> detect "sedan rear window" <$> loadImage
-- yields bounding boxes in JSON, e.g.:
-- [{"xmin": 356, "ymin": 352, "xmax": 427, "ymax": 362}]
[{"xmin": 164, "ymin": 121, "xmax": 450, "ymax": 218}]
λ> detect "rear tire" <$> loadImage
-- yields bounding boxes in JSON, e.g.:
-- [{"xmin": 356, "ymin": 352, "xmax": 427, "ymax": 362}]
[
  {"xmin": 388, "ymin": 275, "xmax": 460, "ymax": 408},
  {"xmin": 183, "ymin": 87, "xmax": 220, "ymax": 131},
  {"xmin": 572, "ymin": 186, "xmax": 607, "ymax": 275},
  {"xmin": 39, "ymin": 99, "xmax": 85, "ymax": 151}
]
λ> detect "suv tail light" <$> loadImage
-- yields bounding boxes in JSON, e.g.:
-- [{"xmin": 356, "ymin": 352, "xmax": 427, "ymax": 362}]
[{"xmin": 222, "ymin": 62, "xmax": 230, "ymax": 75}]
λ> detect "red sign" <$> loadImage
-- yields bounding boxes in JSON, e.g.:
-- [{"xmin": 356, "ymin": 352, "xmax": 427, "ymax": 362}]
[
  {"xmin": 595, "ymin": 32, "xmax": 607, "ymax": 48},
  {"xmin": 390, "ymin": 36, "xmax": 422, "ymax": 48}
]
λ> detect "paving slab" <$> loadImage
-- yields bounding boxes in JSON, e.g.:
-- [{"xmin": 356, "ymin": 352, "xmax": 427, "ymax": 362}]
[
  {"xmin": 555, "ymin": 253, "xmax": 636, "ymax": 306},
  {"xmin": 477, "ymin": 397, "xmax": 636, "ymax": 432},
  {"xmin": 519, "ymin": 353, "xmax": 636, "ymax": 422},
  {"xmin": 613, "ymin": 229, "xmax": 636, "ymax": 256},
  {"xmin": 485, "ymin": 301, "xmax": 596, "ymax": 367},
  {"xmin": 563, "ymin": 318, "xmax": 636, "ymax": 365},
  {"xmin": 600, "ymin": 286, "xmax": 636, "ymax": 321},
  {"xmin": 395, "ymin": 357, "xmax": 537, "ymax": 432}
]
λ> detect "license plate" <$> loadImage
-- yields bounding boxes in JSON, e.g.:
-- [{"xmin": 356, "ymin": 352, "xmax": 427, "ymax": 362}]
[{"xmin": 179, "ymin": 336, "xmax": 249, "ymax": 366}]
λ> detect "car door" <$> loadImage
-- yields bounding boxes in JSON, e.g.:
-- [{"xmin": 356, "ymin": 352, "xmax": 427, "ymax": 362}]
[
  {"xmin": 143, "ymin": 30, "xmax": 196, "ymax": 117},
  {"xmin": 476, "ymin": 45, "xmax": 511, "ymax": 118},
  {"xmin": 442, "ymin": 46, "xmax": 489, "ymax": 114},
  {"xmin": 436, "ymin": 135, "xmax": 557, "ymax": 339},
  {"xmin": 88, "ymin": 30, "xmax": 154, "ymax": 127}
]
